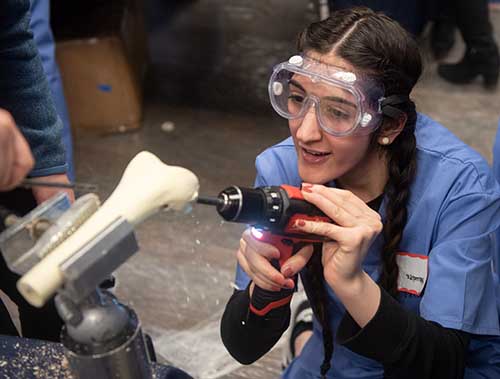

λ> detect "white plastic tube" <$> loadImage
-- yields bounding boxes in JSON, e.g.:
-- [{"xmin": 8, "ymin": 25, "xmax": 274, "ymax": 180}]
[{"xmin": 18, "ymin": 151, "xmax": 199, "ymax": 307}]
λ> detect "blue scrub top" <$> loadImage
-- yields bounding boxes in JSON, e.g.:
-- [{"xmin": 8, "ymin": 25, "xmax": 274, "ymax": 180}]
[
  {"xmin": 493, "ymin": 118, "xmax": 500, "ymax": 310},
  {"xmin": 234, "ymin": 114, "xmax": 500, "ymax": 378},
  {"xmin": 493, "ymin": 120, "xmax": 500, "ymax": 272},
  {"xmin": 495, "ymin": 119, "xmax": 500, "ymax": 182}
]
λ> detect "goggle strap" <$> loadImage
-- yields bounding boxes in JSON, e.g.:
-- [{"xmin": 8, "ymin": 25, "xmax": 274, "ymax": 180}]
[{"xmin": 380, "ymin": 95, "xmax": 410, "ymax": 120}]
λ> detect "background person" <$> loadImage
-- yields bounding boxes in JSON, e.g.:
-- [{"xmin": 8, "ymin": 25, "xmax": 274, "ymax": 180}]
[{"xmin": 0, "ymin": 0, "xmax": 73, "ymax": 341}]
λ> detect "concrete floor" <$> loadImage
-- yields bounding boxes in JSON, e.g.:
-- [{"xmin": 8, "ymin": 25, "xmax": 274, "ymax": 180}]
[{"xmin": 72, "ymin": 5, "xmax": 500, "ymax": 379}]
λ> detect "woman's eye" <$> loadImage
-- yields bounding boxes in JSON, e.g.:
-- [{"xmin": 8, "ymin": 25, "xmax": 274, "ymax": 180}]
[
  {"xmin": 288, "ymin": 94, "xmax": 305, "ymax": 103},
  {"xmin": 327, "ymin": 107, "xmax": 351, "ymax": 120},
  {"xmin": 327, "ymin": 107, "xmax": 349, "ymax": 119}
]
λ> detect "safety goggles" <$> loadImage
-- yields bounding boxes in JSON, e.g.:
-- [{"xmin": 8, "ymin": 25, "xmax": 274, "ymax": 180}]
[{"xmin": 268, "ymin": 55, "xmax": 387, "ymax": 137}]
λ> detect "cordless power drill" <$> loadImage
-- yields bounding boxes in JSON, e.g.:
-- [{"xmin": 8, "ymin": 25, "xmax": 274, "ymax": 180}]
[{"xmin": 197, "ymin": 185, "xmax": 332, "ymax": 316}]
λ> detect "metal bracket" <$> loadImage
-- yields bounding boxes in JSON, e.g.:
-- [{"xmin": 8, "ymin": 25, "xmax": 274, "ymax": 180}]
[{"xmin": 58, "ymin": 217, "xmax": 139, "ymax": 304}]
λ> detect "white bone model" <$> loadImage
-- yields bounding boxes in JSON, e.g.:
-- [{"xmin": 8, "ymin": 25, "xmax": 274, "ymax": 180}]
[{"xmin": 18, "ymin": 151, "xmax": 200, "ymax": 307}]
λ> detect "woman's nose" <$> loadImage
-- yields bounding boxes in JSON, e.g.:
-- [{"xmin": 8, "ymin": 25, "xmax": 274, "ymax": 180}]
[{"xmin": 296, "ymin": 103, "xmax": 322, "ymax": 142}]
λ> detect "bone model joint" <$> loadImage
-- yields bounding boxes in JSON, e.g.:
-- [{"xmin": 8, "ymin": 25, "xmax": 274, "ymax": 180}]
[{"xmin": 18, "ymin": 151, "xmax": 200, "ymax": 307}]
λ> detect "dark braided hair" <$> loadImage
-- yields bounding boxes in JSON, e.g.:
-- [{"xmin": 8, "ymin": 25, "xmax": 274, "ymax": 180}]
[
  {"xmin": 298, "ymin": 7, "xmax": 422, "ymax": 377},
  {"xmin": 305, "ymin": 246, "xmax": 334, "ymax": 378}
]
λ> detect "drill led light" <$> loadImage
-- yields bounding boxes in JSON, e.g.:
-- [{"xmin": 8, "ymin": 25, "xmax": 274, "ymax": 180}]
[{"xmin": 251, "ymin": 227, "xmax": 264, "ymax": 240}]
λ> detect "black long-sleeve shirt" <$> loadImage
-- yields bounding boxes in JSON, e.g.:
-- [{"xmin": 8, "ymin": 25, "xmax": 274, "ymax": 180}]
[{"xmin": 220, "ymin": 284, "xmax": 470, "ymax": 378}]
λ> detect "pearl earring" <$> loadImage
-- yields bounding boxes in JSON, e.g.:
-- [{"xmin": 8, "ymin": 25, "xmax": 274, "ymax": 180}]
[{"xmin": 381, "ymin": 137, "xmax": 390, "ymax": 145}]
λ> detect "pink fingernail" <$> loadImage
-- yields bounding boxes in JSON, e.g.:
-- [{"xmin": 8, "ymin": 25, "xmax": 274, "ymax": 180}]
[
  {"xmin": 282, "ymin": 267, "xmax": 293, "ymax": 277},
  {"xmin": 301, "ymin": 183, "xmax": 313, "ymax": 193}
]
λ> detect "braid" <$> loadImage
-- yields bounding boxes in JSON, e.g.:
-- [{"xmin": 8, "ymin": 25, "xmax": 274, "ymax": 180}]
[
  {"xmin": 378, "ymin": 103, "xmax": 418, "ymax": 297},
  {"xmin": 305, "ymin": 245, "xmax": 334, "ymax": 378}
]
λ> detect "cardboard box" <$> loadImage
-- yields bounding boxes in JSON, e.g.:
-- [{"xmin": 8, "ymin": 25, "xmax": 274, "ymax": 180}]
[{"xmin": 53, "ymin": 0, "xmax": 148, "ymax": 134}]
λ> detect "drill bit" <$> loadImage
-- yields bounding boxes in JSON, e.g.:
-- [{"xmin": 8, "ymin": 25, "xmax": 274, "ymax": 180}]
[
  {"xmin": 20, "ymin": 178, "xmax": 98, "ymax": 192},
  {"xmin": 196, "ymin": 195, "xmax": 225, "ymax": 207}
]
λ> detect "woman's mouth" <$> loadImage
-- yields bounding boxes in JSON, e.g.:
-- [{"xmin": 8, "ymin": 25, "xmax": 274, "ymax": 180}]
[{"xmin": 301, "ymin": 147, "xmax": 332, "ymax": 164}]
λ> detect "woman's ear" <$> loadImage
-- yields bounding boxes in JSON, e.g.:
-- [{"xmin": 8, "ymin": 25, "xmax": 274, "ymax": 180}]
[{"xmin": 377, "ymin": 113, "xmax": 407, "ymax": 146}]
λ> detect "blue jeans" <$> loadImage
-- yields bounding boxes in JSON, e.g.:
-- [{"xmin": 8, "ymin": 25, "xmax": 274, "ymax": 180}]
[{"xmin": 329, "ymin": 0, "xmax": 428, "ymax": 35}]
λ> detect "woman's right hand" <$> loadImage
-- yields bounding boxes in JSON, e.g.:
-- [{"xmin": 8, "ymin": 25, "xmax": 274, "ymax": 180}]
[{"xmin": 237, "ymin": 228, "xmax": 314, "ymax": 293}]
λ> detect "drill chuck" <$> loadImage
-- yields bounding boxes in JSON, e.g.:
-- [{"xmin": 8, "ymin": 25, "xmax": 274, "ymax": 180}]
[
  {"xmin": 217, "ymin": 186, "xmax": 269, "ymax": 224},
  {"xmin": 197, "ymin": 186, "xmax": 293, "ymax": 229}
]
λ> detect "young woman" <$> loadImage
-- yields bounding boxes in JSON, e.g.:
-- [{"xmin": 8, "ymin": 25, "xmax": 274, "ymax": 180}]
[{"xmin": 220, "ymin": 7, "xmax": 500, "ymax": 379}]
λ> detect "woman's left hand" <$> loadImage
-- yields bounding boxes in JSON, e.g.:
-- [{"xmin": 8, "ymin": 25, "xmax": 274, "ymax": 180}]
[{"xmin": 294, "ymin": 184, "xmax": 383, "ymax": 291}]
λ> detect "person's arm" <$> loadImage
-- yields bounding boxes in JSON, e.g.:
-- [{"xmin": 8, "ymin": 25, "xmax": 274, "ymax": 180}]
[
  {"xmin": 220, "ymin": 285, "xmax": 291, "ymax": 364},
  {"xmin": 0, "ymin": 1, "xmax": 73, "ymax": 203},
  {"xmin": 337, "ymin": 286, "xmax": 470, "ymax": 379},
  {"xmin": 0, "ymin": 0, "xmax": 67, "ymax": 177}
]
